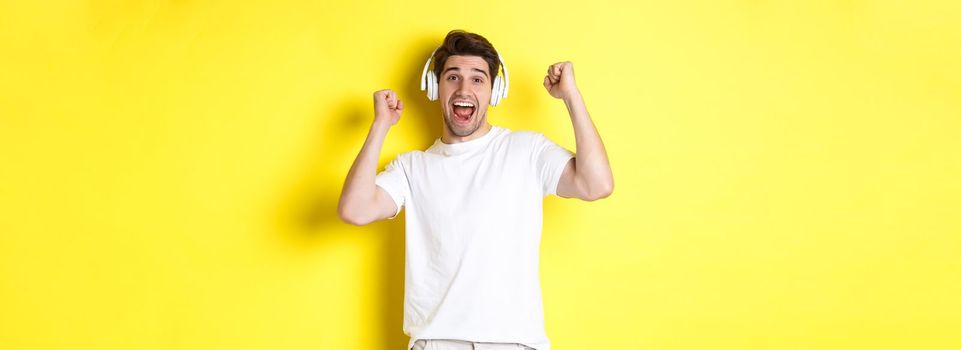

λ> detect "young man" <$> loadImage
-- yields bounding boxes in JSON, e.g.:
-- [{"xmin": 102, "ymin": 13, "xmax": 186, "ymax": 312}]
[{"xmin": 338, "ymin": 30, "xmax": 613, "ymax": 350}]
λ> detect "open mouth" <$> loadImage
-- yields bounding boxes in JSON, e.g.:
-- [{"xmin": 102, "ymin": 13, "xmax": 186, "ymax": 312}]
[{"xmin": 451, "ymin": 100, "xmax": 475, "ymax": 124}]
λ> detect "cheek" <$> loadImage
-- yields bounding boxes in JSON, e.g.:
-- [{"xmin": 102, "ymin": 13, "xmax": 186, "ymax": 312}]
[
  {"xmin": 481, "ymin": 87, "xmax": 493, "ymax": 100},
  {"xmin": 475, "ymin": 83, "xmax": 490, "ymax": 95}
]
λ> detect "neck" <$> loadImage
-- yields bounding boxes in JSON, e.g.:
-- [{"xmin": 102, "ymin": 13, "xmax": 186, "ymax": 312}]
[{"xmin": 441, "ymin": 122, "xmax": 493, "ymax": 144}]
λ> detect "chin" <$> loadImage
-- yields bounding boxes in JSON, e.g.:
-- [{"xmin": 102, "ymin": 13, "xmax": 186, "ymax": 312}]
[{"xmin": 445, "ymin": 114, "xmax": 484, "ymax": 137}]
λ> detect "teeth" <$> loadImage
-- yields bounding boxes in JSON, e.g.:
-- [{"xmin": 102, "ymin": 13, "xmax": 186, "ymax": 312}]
[{"xmin": 453, "ymin": 101, "xmax": 475, "ymax": 107}]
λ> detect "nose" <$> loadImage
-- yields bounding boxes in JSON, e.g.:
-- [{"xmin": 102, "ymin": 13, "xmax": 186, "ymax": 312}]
[{"xmin": 455, "ymin": 79, "xmax": 471, "ymax": 95}]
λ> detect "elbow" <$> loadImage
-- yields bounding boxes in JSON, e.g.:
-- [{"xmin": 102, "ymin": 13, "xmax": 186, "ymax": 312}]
[
  {"xmin": 583, "ymin": 179, "xmax": 614, "ymax": 201},
  {"xmin": 337, "ymin": 202, "xmax": 373, "ymax": 226}
]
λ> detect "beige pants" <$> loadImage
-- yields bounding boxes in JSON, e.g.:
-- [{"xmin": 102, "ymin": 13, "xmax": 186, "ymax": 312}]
[{"xmin": 411, "ymin": 338, "xmax": 535, "ymax": 350}]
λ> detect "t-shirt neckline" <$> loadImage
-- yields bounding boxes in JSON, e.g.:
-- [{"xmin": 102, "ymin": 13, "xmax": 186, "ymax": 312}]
[{"xmin": 429, "ymin": 125, "xmax": 504, "ymax": 157}]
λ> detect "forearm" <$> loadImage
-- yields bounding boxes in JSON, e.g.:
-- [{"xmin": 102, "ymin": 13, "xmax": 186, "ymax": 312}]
[
  {"xmin": 563, "ymin": 90, "xmax": 614, "ymax": 196},
  {"xmin": 338, "ymin": 120, "xmax": 391, "ymax": 219}
]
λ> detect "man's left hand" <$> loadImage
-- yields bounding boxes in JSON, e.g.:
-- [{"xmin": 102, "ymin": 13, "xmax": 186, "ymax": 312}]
[{"xmin": 543, "ymin": 61, "xmax": 580, "ymax": 100}]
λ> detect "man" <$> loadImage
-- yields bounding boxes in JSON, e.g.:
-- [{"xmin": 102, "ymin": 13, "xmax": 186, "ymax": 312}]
[{"xmin": 338, "ymin": 30, "xmax": 613, "ymax": 350}]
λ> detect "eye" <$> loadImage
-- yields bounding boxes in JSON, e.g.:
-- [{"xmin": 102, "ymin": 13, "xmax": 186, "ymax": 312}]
[
  {"xmin": 447, "ymin": 75, "xmax": 458, "ymax": 81},
  {"xmin": 473, "ymin": 78, "xmax": 483, "ymax": 83}
]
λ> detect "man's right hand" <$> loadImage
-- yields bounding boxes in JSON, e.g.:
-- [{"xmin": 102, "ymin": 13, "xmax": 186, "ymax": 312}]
[{"xmin": 373, "ymin": 89, "xmax": 403, "ymax": 126}]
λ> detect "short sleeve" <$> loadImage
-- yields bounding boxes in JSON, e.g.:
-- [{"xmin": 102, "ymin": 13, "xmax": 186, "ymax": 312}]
[
  {"xmin": 374, "ymin": 157, "xmax": 410, "ymax": 219},
  {"xmin": 533, "ymin": 133, "xmax": 575, "ymax": 197}
]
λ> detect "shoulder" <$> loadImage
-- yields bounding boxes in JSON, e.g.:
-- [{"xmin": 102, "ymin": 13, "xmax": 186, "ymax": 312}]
[
  {"xmin": 501, "ymin": 128, "xmax": 546, "ymax": 143},
  {"xmin": 384, "ymin": 150, "xmax": 424, "ymax": 168},
  {"xmin": 501, "ymin": 129, "xmax": 557, "ymax": 150},
  {"xmin": 396, "ymin": 150, "xmax": 423, "ymax": 160}
]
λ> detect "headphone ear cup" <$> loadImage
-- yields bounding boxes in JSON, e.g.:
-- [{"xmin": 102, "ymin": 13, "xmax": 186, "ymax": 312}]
[
  {"xmin": 433, "ymin": 73, "xmax": 439, "ymax": 101},
  {"xmin": 497, "ymin": 76, "xmax": 504, "ymax": 104},
  {"xmin": 427, "ymin": 72, "xmax": 433, "ymax": 101},
  {"xmin": 498, "ymin": 76, "xmax": 504, "ymax": 105},
  {"xmin": 496, "ymin": 76, "xmax": 504, "ymax": 105},
  {"xmin": 491, "ymin": 76, "xmax": 502, "ymax": 106},
  {"xmin": 428, "ymin": 72, "xmax": 437, "ymax": 101},
  {"xmin": 426, "ymin": 72, "xmax": 432, "ymax": 100},
  {"xmin": 426, "ymin": 72, "xmax": 432, "ymax": 101}
]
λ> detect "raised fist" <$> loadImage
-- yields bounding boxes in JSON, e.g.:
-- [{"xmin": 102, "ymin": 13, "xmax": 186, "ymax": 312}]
[
  {"xmin": 543, "ymin": 61, "xmax": 580, "ymax": 100},
  {"xmin": 373, "ymin": 89, "xmax": 403, "ymax": 126}
]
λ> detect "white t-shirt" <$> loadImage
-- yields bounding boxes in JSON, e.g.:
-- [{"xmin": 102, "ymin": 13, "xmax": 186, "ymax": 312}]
[{"xmin": 374, "ymin": 125, "xmax": 574, "ymax": 350}]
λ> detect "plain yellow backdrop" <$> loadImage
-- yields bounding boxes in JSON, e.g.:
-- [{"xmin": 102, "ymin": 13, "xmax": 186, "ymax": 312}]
[{"xmin": 1, "ymin": 1, "xmax": 959, "ymax": 349}]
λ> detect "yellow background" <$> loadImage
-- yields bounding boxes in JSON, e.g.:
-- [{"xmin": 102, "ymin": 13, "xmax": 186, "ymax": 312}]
[{"xmin": 2, "ymin": 1, "xmax": 959, "ymax": 349}]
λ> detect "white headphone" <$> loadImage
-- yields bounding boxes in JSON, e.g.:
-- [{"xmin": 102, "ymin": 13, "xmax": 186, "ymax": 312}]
[{"xmin": 419, "ymin": 48, "xmax": 510, "ymax": 106}]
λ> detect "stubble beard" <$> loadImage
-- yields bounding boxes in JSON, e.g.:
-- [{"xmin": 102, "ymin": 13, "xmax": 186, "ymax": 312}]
[{"xmin": 444, "ymin": 110, "xmax": 485, "ymax": 138}]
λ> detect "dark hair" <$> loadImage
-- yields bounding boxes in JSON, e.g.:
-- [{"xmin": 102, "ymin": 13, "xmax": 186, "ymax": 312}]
[{"xmin": 432, "ymin": 30, "xmax": 500, "ymax": 83}]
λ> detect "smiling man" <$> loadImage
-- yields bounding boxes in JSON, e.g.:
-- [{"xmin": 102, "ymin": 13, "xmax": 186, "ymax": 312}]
[{"xmin": 338, "ymin": 30, "xmax": 613, "ymax": 350}]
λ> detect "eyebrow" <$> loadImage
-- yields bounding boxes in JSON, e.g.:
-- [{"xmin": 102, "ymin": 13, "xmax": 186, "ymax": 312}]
[{"xmin": 442, "ymin": 67, "xmax": 490, "ymax": 79}]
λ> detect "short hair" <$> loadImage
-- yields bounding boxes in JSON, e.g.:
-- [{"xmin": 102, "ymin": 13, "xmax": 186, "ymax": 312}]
[{"xmin": 432, "ymin": 30, "xmax": 500, "ymax": 84}]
